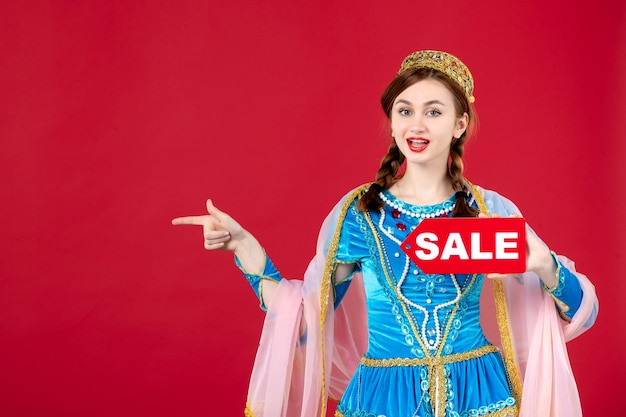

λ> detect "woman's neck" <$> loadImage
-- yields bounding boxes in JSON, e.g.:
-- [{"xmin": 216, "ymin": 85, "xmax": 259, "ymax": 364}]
[{"xmin": 390, "ymin": 166, "xmax": 454, "ymax": 205}]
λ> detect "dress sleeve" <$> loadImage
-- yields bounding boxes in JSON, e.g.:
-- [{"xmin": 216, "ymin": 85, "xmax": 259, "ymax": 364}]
[
  {"xmin": 233, "ymin": 198, "xmax": 369, "ymax": 311},
  {"xmin": 333, "ymin": 202, "xmax": 369, "ymax": 308},
  {"xmin": 541, "ymin": 251, "xmax": 583, "ymax": 321},
  {"xmin": 234, "ymin": 254, "xmax": 283, "ymax": 312}
]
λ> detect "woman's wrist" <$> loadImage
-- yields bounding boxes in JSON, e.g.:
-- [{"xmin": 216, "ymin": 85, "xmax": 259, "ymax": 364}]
[
  {"xmin": 233, "ymin": 231, "xmax": 266, "ymax": 275},
  {"xmin": 532, "ymin": 250, "xmax": 558, "ymax": 289}
]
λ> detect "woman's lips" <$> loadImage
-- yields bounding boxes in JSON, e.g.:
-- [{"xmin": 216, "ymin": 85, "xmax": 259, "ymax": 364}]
[{"xmin": 407, "ymin": 137, "xmax": 430, "ymax": 152}]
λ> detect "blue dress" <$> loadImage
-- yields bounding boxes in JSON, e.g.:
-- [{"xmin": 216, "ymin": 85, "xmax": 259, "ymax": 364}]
[{"xmin": 238, "ymin": 189, "xmax": 583, "ymax": 417}]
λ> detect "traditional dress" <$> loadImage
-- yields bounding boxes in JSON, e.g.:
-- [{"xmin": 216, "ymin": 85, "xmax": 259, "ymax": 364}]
[{"xmin": 238, "ymin": 182, "xmax": 598, "ymax": 417}]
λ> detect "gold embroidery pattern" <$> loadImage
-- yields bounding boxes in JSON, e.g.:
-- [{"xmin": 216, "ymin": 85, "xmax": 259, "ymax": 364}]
[
  {"xmin": 490, "ymin": 406, "xmax": 518, "ymax": 417},
  {"xmin": 360, "ymin": 344, "xmax": 499, "ymax": 367},
  {"xmin": 319, "ymin": 184, "xmax": 370, "ymax": 417},
  {"xmin": 361, "ymin": 345, "xmax": 501, "ymax": 414},
  {"xmin": 466, "ymin": 180, "xmax": 523, "ymax": 407}
]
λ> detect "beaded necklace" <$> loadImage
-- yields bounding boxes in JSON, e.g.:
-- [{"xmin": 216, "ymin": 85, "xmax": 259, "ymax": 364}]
[{"xmin": 379, "ymin": 190, "xmax": 456, "ymax": 219}]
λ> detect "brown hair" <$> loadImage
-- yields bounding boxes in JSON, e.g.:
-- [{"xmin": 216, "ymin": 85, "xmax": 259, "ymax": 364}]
[{"xmin": 357, "ymin": 67, "xmax": 478, "ymax": 217}]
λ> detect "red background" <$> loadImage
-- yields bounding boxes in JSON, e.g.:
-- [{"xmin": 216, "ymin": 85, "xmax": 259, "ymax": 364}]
[{"xmin": 1, "ymin": 1, "xmax": 624, "ymax": 416}]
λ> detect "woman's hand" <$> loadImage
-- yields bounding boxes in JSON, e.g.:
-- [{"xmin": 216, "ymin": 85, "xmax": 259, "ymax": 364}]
[
  {"xmin": 480, "ymin": 213, "xmax": 557, "ymax": 287},
  {"xmin": 172, "ymin": 200, "xmax": 266, "ymax": 273},
  {"xmin": 172, "ymin": 199, "xmax": 246, "ymax": 252}
]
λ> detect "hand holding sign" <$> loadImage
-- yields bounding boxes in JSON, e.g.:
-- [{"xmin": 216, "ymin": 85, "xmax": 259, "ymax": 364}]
[{"xmin": 478, "ymin": 213, "xmax": 557, "ymax": 286}]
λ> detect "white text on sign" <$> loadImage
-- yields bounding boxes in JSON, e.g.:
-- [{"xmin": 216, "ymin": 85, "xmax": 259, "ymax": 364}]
[{"xmin": 401, "ymin": 218, "xmax": 526, "ymax": 274}]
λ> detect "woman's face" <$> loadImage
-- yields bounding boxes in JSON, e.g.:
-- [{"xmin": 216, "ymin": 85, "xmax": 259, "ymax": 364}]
[{"xmin": 390, "ymin": 78, "xmax": 468, "ymax": 169}]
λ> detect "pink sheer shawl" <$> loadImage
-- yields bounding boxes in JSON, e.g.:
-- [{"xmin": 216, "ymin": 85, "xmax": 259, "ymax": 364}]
[
  {"xmin": 244, "ymin": 192, "xmax": 369, "ymax": 417},
  {"xmin": 499, "ymin": 255, "xmax": 596, "ymax": 416},
  {"xmin": 243, "ymin": 185, "xmax": 598, "ymax": 417}
]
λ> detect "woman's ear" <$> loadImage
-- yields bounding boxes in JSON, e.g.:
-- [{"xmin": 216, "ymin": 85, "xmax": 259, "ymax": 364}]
[{"xmin": 454, "ymin": 112, "xmax": 469, "ymax": 139}]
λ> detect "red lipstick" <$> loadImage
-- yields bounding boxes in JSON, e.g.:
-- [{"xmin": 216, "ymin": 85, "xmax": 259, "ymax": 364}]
[{"xmin": 406, "ymin": 137, "xmax": 430, "ymax": 152}]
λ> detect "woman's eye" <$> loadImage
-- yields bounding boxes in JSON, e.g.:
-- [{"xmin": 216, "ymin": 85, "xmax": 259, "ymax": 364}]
[
  {"xmin": 426, "ymin": 109, "xmax": 441, "ymax": 117},
  {"xmin": 399, "ymin": 108, "xmax": 412, "ymax": 116}
]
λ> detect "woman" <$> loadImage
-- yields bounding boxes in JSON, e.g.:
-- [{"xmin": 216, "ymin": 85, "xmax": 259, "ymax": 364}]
[{"xmin": 173, "ymin": 50, "xmax": 598, "ymax": 417}]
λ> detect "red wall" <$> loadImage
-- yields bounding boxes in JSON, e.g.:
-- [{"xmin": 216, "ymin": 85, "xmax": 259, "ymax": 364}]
[{"xmin": 1, "ymin": 1, "xmax": 624, "ymax": 416}]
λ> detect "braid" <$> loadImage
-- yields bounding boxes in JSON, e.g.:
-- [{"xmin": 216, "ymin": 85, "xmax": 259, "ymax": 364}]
[
  {"xmin": 449, "ymin": 138, "xmax": 479, "ymax": 217},
  {"xmin": 357, "ymin": 141, "xmax": 405, "ymax": 211}
]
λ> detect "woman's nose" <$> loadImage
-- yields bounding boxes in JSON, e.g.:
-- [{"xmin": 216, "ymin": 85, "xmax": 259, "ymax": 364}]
[{"xmin": 409, "ymin": 116, "xmax": 426, "ymax": 133}]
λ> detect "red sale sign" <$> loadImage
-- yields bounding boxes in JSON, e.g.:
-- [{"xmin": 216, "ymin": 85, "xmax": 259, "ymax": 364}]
[{"xmin": 401, "ymin": 218, "xmax": 527, "ymax": 274}]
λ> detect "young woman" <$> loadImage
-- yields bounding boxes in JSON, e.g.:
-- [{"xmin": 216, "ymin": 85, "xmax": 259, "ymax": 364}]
[{"xmin": 173, "ymin": 50, "xmax": 598, "ymax": 417}]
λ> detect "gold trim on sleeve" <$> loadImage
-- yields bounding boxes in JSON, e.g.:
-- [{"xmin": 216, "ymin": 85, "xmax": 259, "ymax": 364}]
[{"xmin": 542, "ymin": 251, "xmax": 571, "ymax": 313}]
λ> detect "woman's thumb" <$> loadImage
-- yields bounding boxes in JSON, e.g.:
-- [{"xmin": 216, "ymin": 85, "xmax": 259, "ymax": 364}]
[{"xmin": 206, "ymin": 199, "xmax": 227, "ymax": 220}]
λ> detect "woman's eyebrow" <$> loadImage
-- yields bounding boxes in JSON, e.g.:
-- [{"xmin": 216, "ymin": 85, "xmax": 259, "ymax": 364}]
[
  {"xmin": 423, "ymin": 99, "xmax": 446, "ymax": 106},
  {"xmin": 394, "ymin": 99, "xmax": 447, "ymax": 107},
  {"xmin": 394, "ymin": 99, "xmax": 412, "ymax": 106}
]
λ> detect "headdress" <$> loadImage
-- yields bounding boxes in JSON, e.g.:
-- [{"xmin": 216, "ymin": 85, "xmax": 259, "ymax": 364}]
[{"xmin": 398, "ymin": 50, "xmax": 475, "ymax": 103}]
